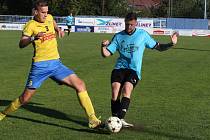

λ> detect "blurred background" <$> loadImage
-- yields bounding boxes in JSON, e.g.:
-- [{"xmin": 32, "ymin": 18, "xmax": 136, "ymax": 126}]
[
  {"xmin": 0, "ymin": 0, "xmax": 209, "ymax": 18},
  {"xmin": 0, "ymin": 0, "xmax": 209, "ymax": 36}
]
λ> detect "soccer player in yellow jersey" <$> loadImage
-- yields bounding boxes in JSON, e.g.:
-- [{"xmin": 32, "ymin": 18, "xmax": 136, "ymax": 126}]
[{"xmin": 0, "ymin": 0, "xmax": 101, "ymax": 129}]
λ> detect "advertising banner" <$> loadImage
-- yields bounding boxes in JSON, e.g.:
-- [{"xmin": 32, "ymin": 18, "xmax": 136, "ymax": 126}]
[
  {"xmin": 0, "ymin": 23, "xmax": 25, "ymax": 30},
  {"xmin": 75, "ymin": 18, "xmax": 95, "ymax": 26},
  {"xmin": 137, "ymin": 19, "xmax": 153, "ymax": 28},
  {"xmin": 75, "ymin": 26, "xmax": 94, "ymax": 32},
  {"xmin": 94, "ymin": 26, "xmax": 114, "ymax": 33},
  {"xmin": 177, "ymin": 30, "xmax": 192, "ymax": 36},
  {"xmin": 75, "ymin": 17, "xmax": 125, "ymax": 30},
  {"xmin": 95, "ymin": 18, "xmax": 125, "ymax": 33},
  {"xmin": 192, "ymin": 30, "xmax": 210, "ymax": 36},
  {"xmin": 153, "ymin": 28, "xmax": 172, "ymax": 35},
  {"xmin": 95, "ymin": 18, "xmax": 124, "ymax": 27}
]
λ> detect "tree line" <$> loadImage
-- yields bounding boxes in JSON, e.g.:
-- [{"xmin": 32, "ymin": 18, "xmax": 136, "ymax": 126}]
[{"xmin": 0, "ymin": 0, "xmax": 209, "ymax": 18}]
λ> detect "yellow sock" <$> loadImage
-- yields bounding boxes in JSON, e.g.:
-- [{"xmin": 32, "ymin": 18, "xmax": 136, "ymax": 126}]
[
  {"xmin": 2, "ymin": 98, "xmax": 22, "ymax": 115},
  {"xmin": 78, "ymin": 91, "xmax": 97, "ymax": 121}
]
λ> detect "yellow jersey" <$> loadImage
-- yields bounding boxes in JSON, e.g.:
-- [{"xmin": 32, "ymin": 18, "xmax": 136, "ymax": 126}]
[{"xmin": 23, "ymin": 14, "xmax": 60, "ymax": 62}]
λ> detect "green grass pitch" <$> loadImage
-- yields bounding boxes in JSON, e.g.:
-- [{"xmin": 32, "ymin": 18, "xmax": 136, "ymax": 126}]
[{"xmin": 0, "ymin": 30, "xmax": 210, "ymax": 140}]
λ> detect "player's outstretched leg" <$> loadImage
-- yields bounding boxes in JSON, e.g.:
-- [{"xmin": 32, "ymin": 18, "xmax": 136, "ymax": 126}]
[
  {"xmin": 0, "ymin": 98, "xmax": 21, "ymax": 121},
  {"xmin": 77, "ymin": 91, "xmax": 101, "ymax": 128},
  {"xmin": 0, "ymin": 112, "xmax": 6, "ymax": 121},
  {"xmin": 88, "ymin": 115, "xmax": 102, "ymax": 129}
]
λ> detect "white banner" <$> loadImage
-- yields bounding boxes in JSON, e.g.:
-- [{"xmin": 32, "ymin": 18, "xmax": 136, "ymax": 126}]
[
  {"xmin": 137, "ymin": 19, "xmax": 153, "ymax": 28},
  {"xmin": 192, "ymin": 30, "xmax": 210, "ymax": 36},
  {"xmin": 153, "ymin": 28, "xmax": 172, "ymax": 35},
  {"xmin": 75, "ymin": 18, "xmax": 95, "ymax": 26},
  {"xmin": 95, "ymin": 18, "xmax": 124, "ymax": 27},
  {"xmin": 0, "ymin": 23, "xmax": 25, "ymax": 30},
  {"xmin": 94, "ymin": 26, "xmax": 114, "ymax": 33},
  {"xmin": 178, "ymin": 30, "xmax": 192, "ymax": 36},
  {"xmin": 75, "ymin": 17, "xmax": 125, "ymax": 30}
]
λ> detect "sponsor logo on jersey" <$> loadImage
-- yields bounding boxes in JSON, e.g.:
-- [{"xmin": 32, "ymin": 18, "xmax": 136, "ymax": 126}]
[{"xmin": 41, "ymin": 33, "xmax": 56, "ymax": 42}]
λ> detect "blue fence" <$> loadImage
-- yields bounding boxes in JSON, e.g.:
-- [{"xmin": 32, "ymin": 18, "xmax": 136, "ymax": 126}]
[{"xmin": 167, "ymin": 18, "xmax": 208, "ymax": 29}]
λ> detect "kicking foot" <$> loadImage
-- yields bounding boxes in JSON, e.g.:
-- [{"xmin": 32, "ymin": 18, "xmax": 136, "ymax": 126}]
[
  {"xmin": 0, "ymin": 112, "xmax": 6, "ymax": 121},
  {"xmin": 89, "ymin": 116, "xmax": 102, "ymax": 129},
  {"xmin": 120, "ymin": 119, "xmax": 134, "ymax": 128}
]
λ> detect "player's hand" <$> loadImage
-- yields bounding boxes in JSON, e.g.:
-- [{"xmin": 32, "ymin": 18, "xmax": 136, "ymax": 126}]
[
  {"xmin": 171, "ymin": 31, "xmax": 179, "ymax": 45},
  {"xmin": 101, "ymin": 40, "xmax": 109, "ymax": 47},
  {"xmin": 58, "ymin": 30, "xmax": 65, "ymax": 38},
  {"xmin": 35, "ymin": 32, "xmax": 45, "ymax": 40}
]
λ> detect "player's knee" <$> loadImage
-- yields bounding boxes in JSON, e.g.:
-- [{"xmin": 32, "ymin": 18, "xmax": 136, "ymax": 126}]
[
  {"xmin": 75, "ymin": 79, "xmax": 86, "ymax": 92},
  {"xmin": 123, "ymin": 84, "xmax": 133, "ymax": 92},
  {"xmin": 20, "ymin": 90, "xmax": 35, "ymax": 104},
  {"xmin": 122, "ymin": 88, "xmax": 132, "ymax": 98},
  {"xmin": 19, "ymin": 96, "xmax": 30, "ymax": 105}
]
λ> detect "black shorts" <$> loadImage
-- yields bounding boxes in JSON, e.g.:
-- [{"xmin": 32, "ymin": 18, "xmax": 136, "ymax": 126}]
[
  {"xmin": 67, "ymin": 25, "xmax": 72, "ymax": 29},
  {"xmin": 111, "ymin": 68, "xmax": 139, "ymax": 87}
]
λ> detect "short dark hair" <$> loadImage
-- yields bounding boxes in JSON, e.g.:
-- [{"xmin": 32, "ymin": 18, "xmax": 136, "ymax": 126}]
[
  {"xmin": 125, "ymin": 12, "xmax": 137, "ymax": 21},
  {"xmin": 33, "ymin": 0, "xmax": 48, "ymax": 10}
]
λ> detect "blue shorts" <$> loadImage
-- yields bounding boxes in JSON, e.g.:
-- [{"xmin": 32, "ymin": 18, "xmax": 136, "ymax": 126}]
[{"xmin": 26, "ymin": 59, "xmax": 74, "ymax": 89}]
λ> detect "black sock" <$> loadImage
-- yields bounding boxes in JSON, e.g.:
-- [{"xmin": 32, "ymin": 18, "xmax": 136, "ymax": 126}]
[
  {"xmin": 118, "ymin": 97, "xmax": 130, "ymax": 119},
  {"xmin": 111, "ymin": 99, "xmax": 121, "ymax": 117}
]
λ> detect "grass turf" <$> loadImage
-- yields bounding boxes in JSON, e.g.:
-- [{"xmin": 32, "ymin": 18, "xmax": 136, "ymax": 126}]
[{"xmin": 0, "ymin": 31, "xmax": 210, "ymax": 140}]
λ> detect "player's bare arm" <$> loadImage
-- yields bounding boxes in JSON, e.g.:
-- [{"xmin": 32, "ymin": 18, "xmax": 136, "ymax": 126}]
[
  {"xmin": 19, "ymin": 32, "xmax": 45, "ymax": 48},
  {"xmin": 101, "ymin": 40, "xmax": 111, "ymax": 57},
  {"xmin": 53, "ymin": 20, "xmax": 64, "ymax": 38},
  {"xmin": 155, "ymin": 32, "xmax": 179, "ymax": 51}
]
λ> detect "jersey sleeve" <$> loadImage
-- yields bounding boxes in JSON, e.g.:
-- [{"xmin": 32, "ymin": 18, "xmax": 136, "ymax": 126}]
[
  {"xmin": 22, "ymin": 22, "xmax": 34, "ymax": 37},
  {"xmin": 144, "ymin": 31, "xmax": 157, "ymax": 49},
  {"xmin": 107, "ymin": 34, "xmax": 119, "ymax": 54},
  {"xmin": 46, "ymin": 14, "xmax": 54, "ymax": 25},
  {"xmin": 47, "ymin": 14, "xmax": 54, "ymax": 21}
]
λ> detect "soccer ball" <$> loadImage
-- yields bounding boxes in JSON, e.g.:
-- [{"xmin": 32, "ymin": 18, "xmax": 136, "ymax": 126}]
[{"xmin": 105, "ymin": 116, "xmax": 122, "ymax": 133}]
